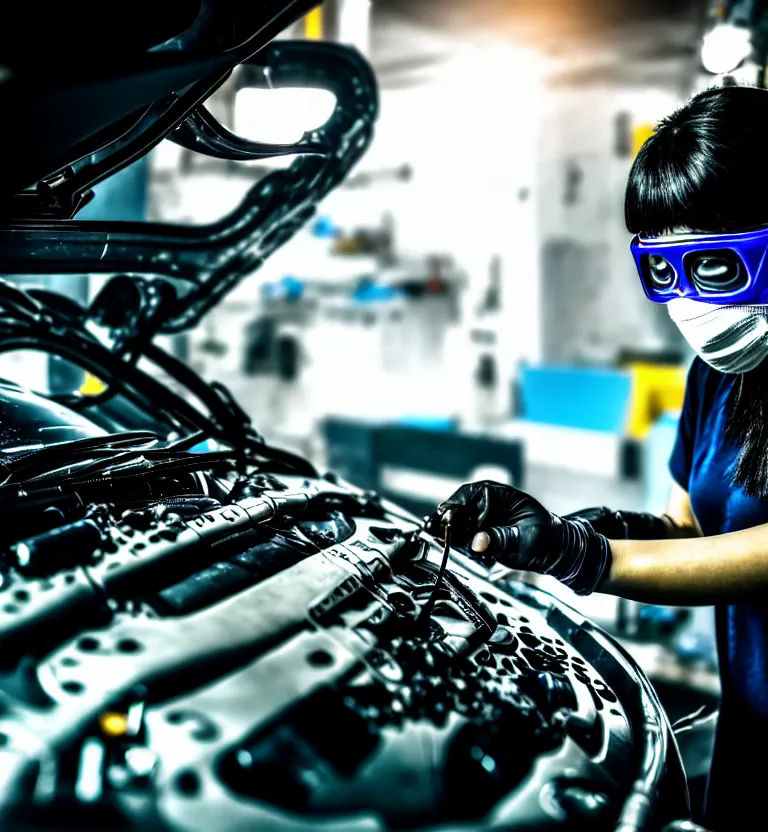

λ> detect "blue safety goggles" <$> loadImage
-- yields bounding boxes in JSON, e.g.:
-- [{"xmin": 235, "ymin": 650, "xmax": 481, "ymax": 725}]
[{"xmin": 630, "ymin": 227, "xmax": 768, "ymax": 305}]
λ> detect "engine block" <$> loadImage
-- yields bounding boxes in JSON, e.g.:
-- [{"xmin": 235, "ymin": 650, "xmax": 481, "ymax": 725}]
[{"xmin": 0, "ymin": 474, "xmax": 687, "ymax": 832}]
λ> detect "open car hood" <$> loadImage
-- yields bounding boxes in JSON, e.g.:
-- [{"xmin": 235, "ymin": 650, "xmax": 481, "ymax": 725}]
[{"xmin": 0, "ymin": 1, "xmax": 378, "ymax": 334}]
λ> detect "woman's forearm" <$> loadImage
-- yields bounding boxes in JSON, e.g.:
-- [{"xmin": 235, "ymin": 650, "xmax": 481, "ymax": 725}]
[
  {"xmin": 602, "ymin": 523, "xmax": 768, "ymax": 605},
  {"xmin": 659, "ymin": 512, "xmax": 701, "ymax": 539}
]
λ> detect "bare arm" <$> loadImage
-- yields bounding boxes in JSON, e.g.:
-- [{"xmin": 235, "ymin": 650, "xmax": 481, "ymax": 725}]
[
  {"xmin": 662, "ymin": 481, "xmax": 703, "ymax": 538},
  {"xmin": 601, "ymin": 483, "xmax": 768, "ymax": 605}
]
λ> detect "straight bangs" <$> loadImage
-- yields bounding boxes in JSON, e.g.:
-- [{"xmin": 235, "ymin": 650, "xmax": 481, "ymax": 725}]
[
  {"xmin": 625, "ymin": 86, "xmax": 768, "ymax": 238},
  {"xmin": 624, "ymin": 140, "xmax": 714, "ymax": 237}
]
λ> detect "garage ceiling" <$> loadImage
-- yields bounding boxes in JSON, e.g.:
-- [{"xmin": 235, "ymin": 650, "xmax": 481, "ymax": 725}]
[
  {"xmin": 373, "ymin": 0, "xmax": 705, "ymax": 49},
  {"xmin": 368, "ymin": 0, "xmax": 708, "ymax": 89}
]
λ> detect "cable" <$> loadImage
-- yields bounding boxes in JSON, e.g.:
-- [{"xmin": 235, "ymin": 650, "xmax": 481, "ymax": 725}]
[
  {"xmin": 0, "ymin": 432, "xmax": 161, "ymax": 483},
  {"xmin": 28, "ymin": 447, "xmax": 195, "ymax": 482},
  {"xmin": 40, "ymin": 451, "xmax": 235, "ymax": 487},
  {"xmin": 0, "ymin": 298, "xmax": 316, "ymax": 477},
  {"xmin": 0, "ymin": 331, "xmax": 209, "ymax": 437},
  {"xmin": 142, "ymin": 342, "xmax": 252, "ymax": 439},
  {"xmin": 115, "ymin": 342, "xmax": 316, "ymax": 475},
  {"xmin": 417, "ymin": 511, "xmax": 453, "ymax": 630},
  {"xmin": 167, "ymin": 431, "xmax": 208, "ymax": 451}
]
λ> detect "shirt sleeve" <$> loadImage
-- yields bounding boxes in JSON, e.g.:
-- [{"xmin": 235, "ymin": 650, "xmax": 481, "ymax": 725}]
[{"xmin": 668, "ymin": 358, "xmax": 701, "ymax": 491}]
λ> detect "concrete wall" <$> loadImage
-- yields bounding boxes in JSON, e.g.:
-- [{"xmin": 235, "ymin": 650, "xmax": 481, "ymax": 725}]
[{"xmin": 536, "ymin": 85, "xmax": 688, "ymax": 364}]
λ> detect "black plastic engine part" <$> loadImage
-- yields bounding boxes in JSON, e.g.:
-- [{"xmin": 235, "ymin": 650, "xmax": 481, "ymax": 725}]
[{"xmin": 11, "ymin": 519, "xmax": 103, "ymax": 577}]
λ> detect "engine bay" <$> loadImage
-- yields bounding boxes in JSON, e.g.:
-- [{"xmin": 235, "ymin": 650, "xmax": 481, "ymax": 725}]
[{"xmin": 0, "ymin": 405, "xmax": 686, "ymax": 831}]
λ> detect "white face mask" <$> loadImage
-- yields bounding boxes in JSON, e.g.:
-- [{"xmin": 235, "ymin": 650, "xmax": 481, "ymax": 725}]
[{"xmin": 668, "ymin": 298, "xmax": 768, "ymax": 374}]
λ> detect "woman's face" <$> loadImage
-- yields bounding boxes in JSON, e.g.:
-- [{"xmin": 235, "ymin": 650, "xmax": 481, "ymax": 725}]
[{"xmin": 661, "ymin": 227, "xmax": 768, "ymax": 374}]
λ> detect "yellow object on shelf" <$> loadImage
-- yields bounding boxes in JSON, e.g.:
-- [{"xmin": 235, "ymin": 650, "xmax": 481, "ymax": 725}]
[
  {"xmin": 632, "ymin": 123, "xmax": 656, "ymax": 159},
  {"xmin": 80, "ymin": 372, "xmax": 108, "ymax": 396},
  {"xmin": 304, "ymin": 6, "xmax": 323, "ymax": 40},
  {"xmin": 100, "ymin": 712, "xmax": 129, "ymax": 737},
  {"xmin": 625, "ymin": 362, "xmax": 686, "ymax": 439}
]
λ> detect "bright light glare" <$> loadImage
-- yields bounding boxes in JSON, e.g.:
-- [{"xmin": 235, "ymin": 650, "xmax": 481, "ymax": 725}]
[
  {"xmin": 233, "ymin": 87, "xmax": 337, "ymax": 146},
  {"xmin": 701, "ymin": 24, "xmax": 752, "ymax": 75},
  {"xmin": 15, "ymin": 544, "xmax": 30, "ymax": 567},
  {"xmin": 338, "ymin": 0, "xmax": 371, "ymax": 55}
]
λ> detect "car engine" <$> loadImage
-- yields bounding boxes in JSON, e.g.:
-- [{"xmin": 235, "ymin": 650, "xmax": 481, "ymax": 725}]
[
  {"xmin": 0, "ymin": 408, "xmax": 689, "ymax": 832},
  {"xmin": 0, "ymin": 2, "xmax": 700, "ymax": 830},
  {"xmin": 0, "ymin": 295, "xmax": 696, "ymax": 832}
]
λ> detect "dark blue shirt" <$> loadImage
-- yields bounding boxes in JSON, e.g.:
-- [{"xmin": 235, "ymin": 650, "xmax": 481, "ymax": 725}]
[{"xmin": 669, "ymin": 356, "xmax": 768, "ymax": 830}]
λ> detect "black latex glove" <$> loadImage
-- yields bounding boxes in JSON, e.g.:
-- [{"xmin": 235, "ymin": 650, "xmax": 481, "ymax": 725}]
[
  {"xmin": 436, "ymin": 481, "xmax": 612, "ymax": 596},
  {"xmin": 563, "ymin": 506, "xmax": 674, "ymax": 540}
]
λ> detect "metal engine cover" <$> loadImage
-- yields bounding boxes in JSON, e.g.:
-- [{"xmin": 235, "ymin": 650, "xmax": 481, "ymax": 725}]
[{"xmin": 0, "ymin": 474, "xmax": 688, "ymax": 832}]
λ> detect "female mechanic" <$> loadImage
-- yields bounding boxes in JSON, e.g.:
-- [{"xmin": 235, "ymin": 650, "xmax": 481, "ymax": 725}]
[{"xmin": 435, "ymin": 85, "xmax": 768, "ymax": 831}]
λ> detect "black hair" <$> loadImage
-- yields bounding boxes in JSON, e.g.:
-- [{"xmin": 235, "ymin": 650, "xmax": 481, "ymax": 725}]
[
  {"xmin": 625, "ymin": 85, "xmax": 768, "ymax": 236},
  {"xmin": 626, "ymin": 85, "xmax": 768, "ymax": 498}
]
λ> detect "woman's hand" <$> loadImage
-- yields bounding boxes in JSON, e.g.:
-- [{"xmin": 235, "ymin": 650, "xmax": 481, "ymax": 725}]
[
  {"xmin": 436, "ymin": 481, "xmax": 612, "ymax": 596},
  {"xmin": 436, "ymin": 481, "xmax": 558, "ymax": 565}
]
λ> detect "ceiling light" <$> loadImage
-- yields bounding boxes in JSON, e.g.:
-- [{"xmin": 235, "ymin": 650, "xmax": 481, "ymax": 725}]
[{"xmin": 701, "ymin": 23, "xmax": 752, "ymax": 75}]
